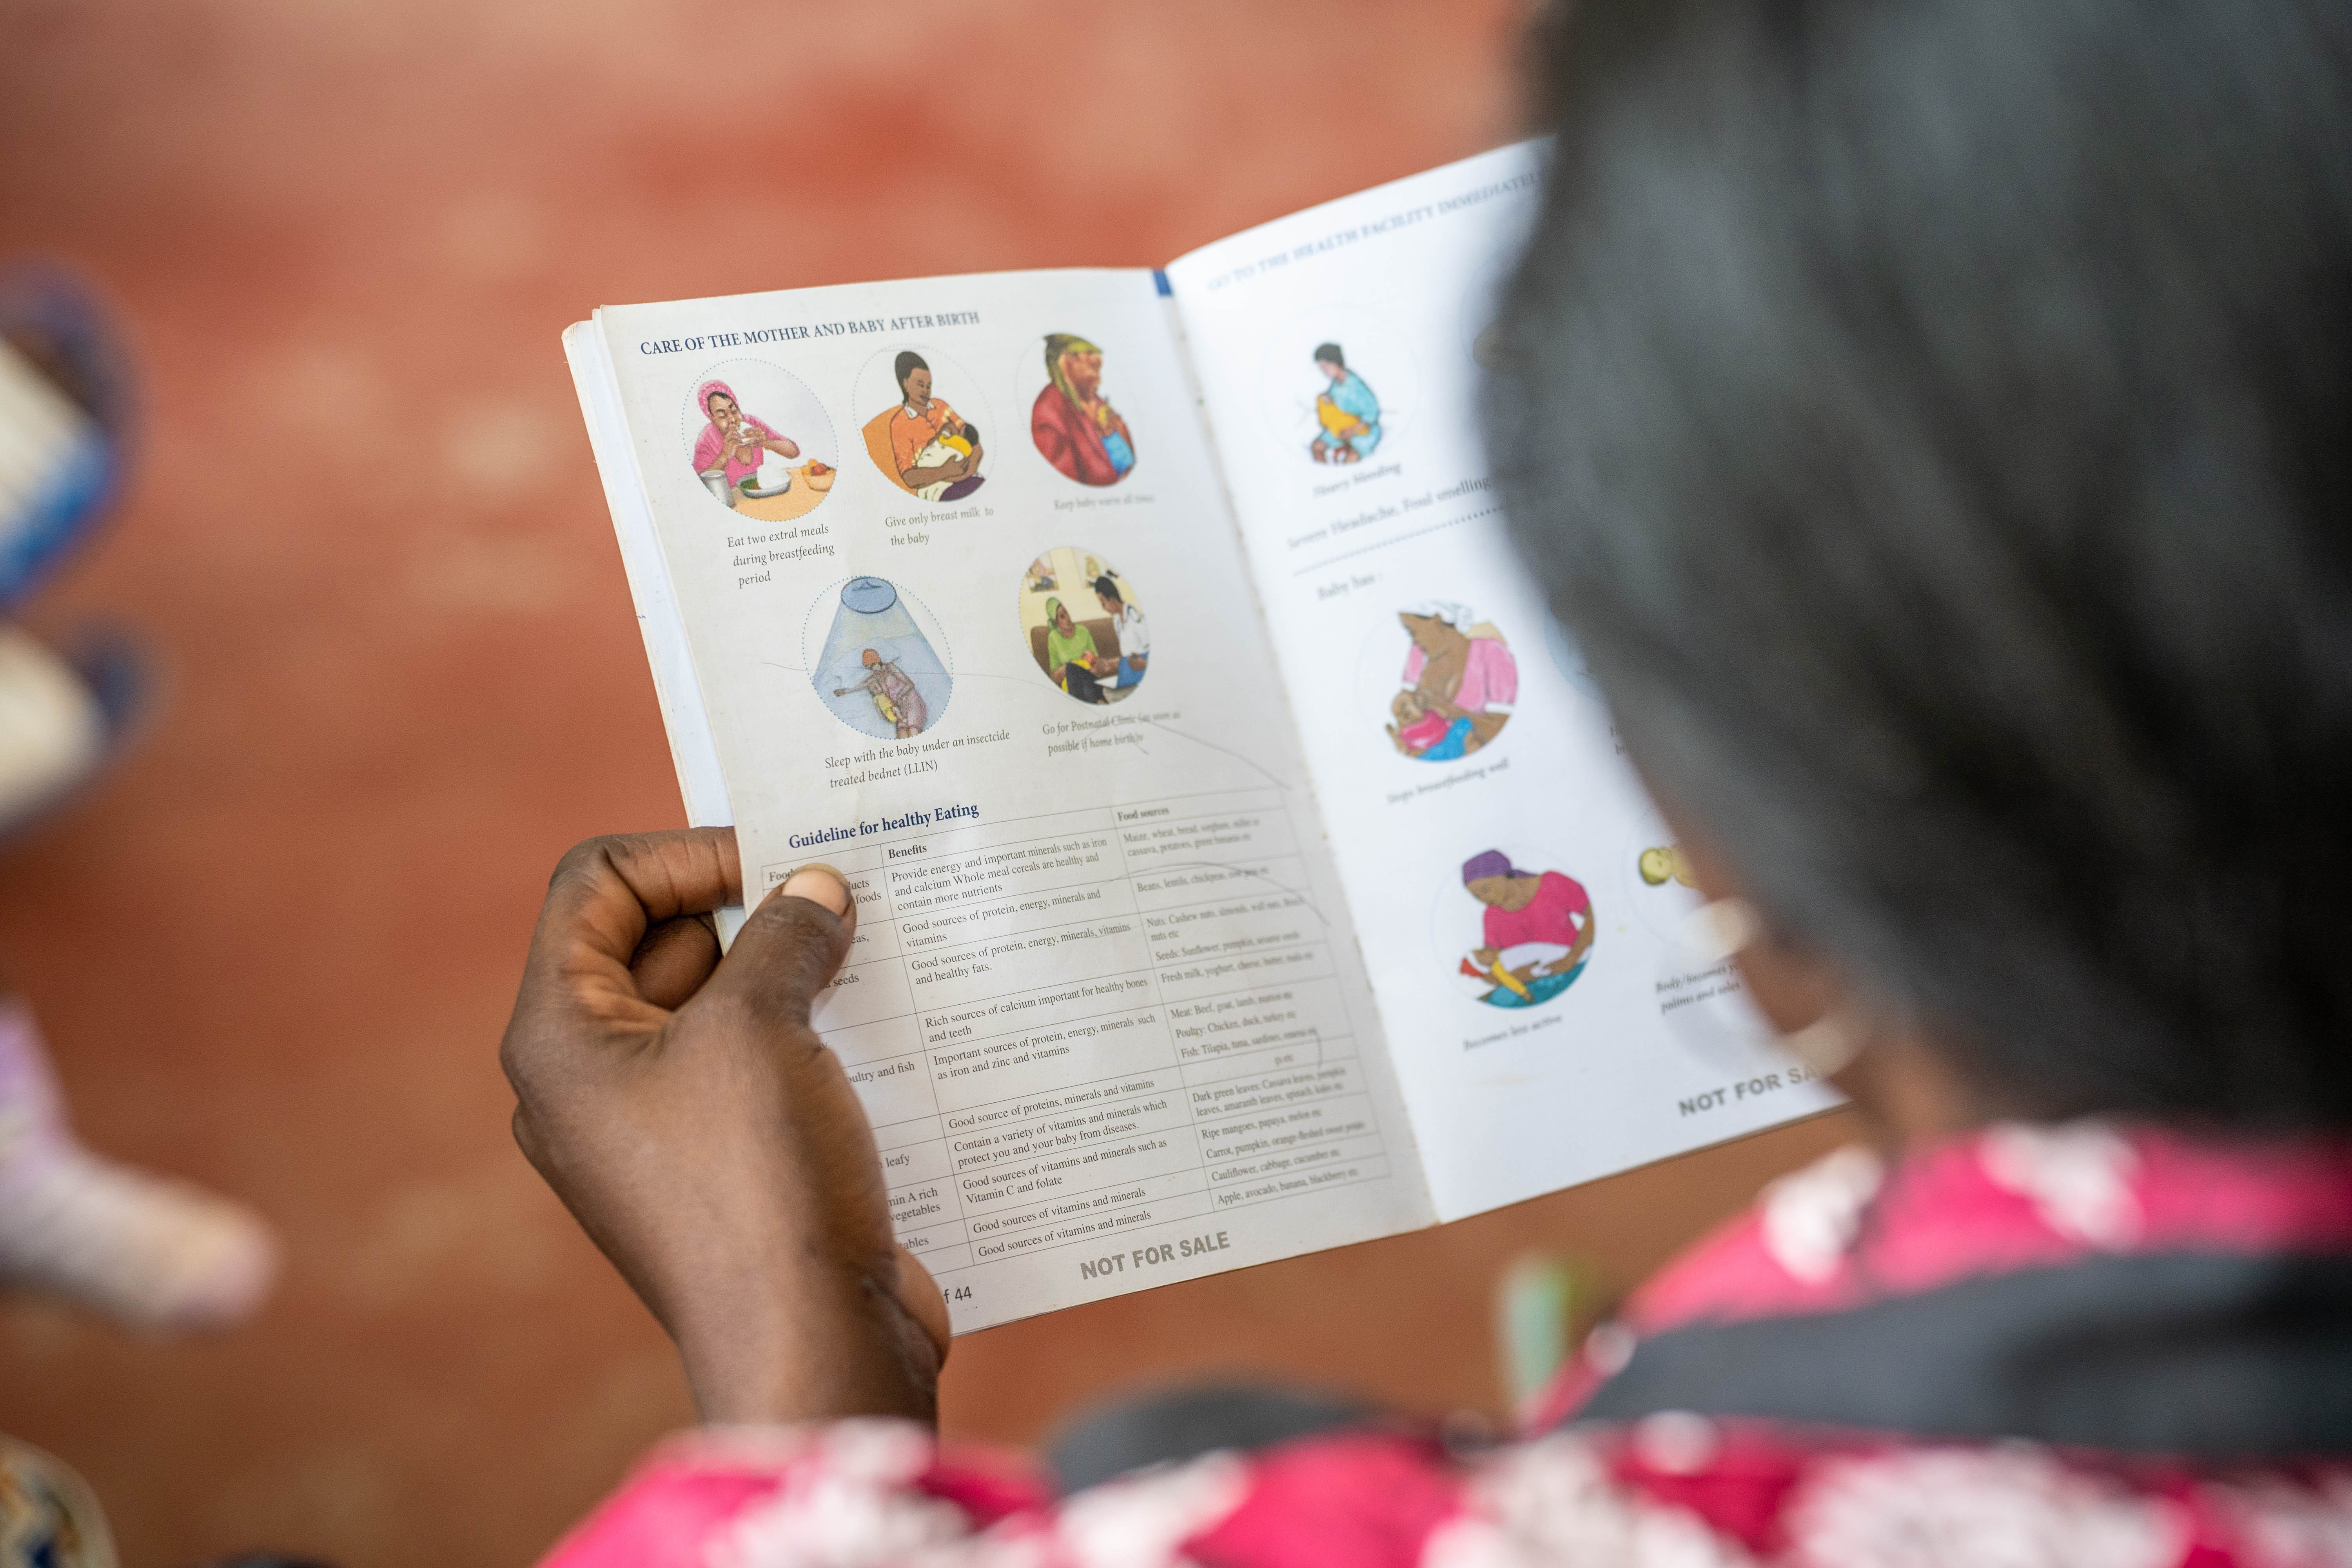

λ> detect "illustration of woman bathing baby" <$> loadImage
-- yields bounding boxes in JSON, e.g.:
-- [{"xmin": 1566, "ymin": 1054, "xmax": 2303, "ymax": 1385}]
[
  {"xmin": 691, "ymin": 380, "xmax": 800, "ymax": 508},
  {"xmin": 1387, "ymin": 603, "xmax": 1517, "ymax": 760}
]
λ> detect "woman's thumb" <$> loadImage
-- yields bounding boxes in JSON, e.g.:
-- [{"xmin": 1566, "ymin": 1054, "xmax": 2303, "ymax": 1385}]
[{"xmin": 699, "ymin": 865, "xmax": 858, "ymax": 1029}]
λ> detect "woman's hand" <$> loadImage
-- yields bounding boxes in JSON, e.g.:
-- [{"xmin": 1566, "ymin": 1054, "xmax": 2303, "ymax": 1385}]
[{"xmin": 500, "ymin": 829, "xmax": 948, "ymax": 1426}]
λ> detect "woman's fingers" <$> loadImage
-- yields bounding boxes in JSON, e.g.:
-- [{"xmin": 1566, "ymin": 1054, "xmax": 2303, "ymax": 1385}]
[
  {"xmin": 534, "ymin": 829, "xmax": 744, "ymax": 967},
  {"xmin": 629, "ymin": 914, "xmax": 723, "ymax": 1010},
  {"xmin": 697, "ymin": 866, "xmax": 858, "ymax": 1033},
  {"xmin": 505, "ymin": 829, "xmax": 745, "ymax": 1080}
]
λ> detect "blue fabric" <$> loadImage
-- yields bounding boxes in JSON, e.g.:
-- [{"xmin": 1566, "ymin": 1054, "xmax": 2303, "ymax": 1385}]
[
  {"xmin": 1326, "ymin": 370, "xmax": 1381, "ymax": 457},
  {"xmin": 1419, "ymin": 716, "xmax": 1473, "ymax": 761},
  {"xmin": 1480, "ymin": 957, "xmax": 1588, "ymax": 1010},
  {"xmin": 0, "ymin": 434, "xmax": 114, "ymax": 604},
  {"xmin": 0, "ymin": 266, "xmax": 134, "ymax": 608},
  {"xmin": 1114, "ymin": 656, "xmax": 1146, "ymax": 689},
  {"xmin": 1100, "ymin": 431, "xmax": 1136, "ymax": 475}
]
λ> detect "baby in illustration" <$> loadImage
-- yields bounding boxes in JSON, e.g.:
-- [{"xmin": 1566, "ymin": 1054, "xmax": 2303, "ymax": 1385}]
[
  {"xmin": 1389, "ymin": 690, "xmax": 1468, "ymax": 759},
  {"xmin": 834, "ymin": 648, "xmax": 929, "ymax": 739},
  {"xmin": 1639, "ymin": 845, "xmax": 1698, "ymax": 888},
  {"xmin": 1458, "ymin": 850, "xmax": 1595, "ymax": 1009},
  {"xmin": 884, "ymin": 352, "xmax": 985, "ymax": 503},
  {"xmin": 691, "ymin": 380, "xmax": 801, "ymax": 508}
]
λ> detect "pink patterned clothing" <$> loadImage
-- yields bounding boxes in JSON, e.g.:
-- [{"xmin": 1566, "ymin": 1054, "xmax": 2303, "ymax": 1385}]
[
  {"xmin": 1401, "ymin": 635, "xmax": 1519, "ymax": 715},
  {"xmin": 539, "ymin": 1125, "xmax": 2352, "ymax": 1568}
]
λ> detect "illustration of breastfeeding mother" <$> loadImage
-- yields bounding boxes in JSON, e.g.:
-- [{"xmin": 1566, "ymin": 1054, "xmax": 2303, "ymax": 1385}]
[
  {"xmin": 1388, "ymin": 603, "xmax": 1517, "ymax": 760},
  {"xmin": 1457, "ymin": 851, "xmax": 1594, "ymax": 1009},
  {"xmin": 1031, "ymin": 332, "xmax": 1135, "ymax": 486},
  {"xmin": 690, "ymin": 379, "xmax": 802, "ymax": 509},
  {"xmin": 1308, "ymin": 342, "xmax": 1381, "ymax": 463},
  {"xmin": 865, "ymin": 351, "xmax": 984, "ymax": 502}
]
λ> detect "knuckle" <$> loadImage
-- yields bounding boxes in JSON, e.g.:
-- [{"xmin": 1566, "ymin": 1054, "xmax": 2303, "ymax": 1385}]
[{"xmin": 548, "ymin": 835, "xmax": 617, "ymax": 890}]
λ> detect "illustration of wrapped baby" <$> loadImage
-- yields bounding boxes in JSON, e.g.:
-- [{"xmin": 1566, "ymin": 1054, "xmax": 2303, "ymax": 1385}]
[
  {"xmin": 834, "ymin": 648, "xmax": 929, "ymax": 739},
  {"xmin": 1388, "ymin": 603, "xmax": 1517, "ymax": 760},
  {"xmin": 1638, "ymin": 845, "xmax": 1698, "ymax": 888},
  {"xmin": 1309, "ymin": 342, "xmax": 1381, "ymax": 464},
  {"xmin": 865, "ymin": 352, "xmax": 985, "ymax": 502},
  {"xmin": 691, "ymin": 379, "xmax": 801, "ymax": 508}
]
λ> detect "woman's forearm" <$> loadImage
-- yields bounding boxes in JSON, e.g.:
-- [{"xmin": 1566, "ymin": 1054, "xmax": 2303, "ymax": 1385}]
[{"xmin": 676, "ymin": 1243, "xmax": 939, "ymax": 1425}]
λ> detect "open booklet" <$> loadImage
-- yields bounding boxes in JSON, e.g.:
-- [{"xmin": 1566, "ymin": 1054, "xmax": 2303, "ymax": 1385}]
[{"xmin": 563, "ymin": 140, "xmax": 1838, "ymax": 1335}]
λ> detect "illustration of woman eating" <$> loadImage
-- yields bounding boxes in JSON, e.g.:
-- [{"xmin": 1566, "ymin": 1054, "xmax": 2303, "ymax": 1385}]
[
  {"xmin": 833, "ymin": 648, "xmax": 929, "ymax": 739},
  {"xmin": 1042, "ymin": 597, "xmax": 1112, "ymax": 704},
  {"xmin": 883, "ymin": 352, "xmax": 984, "ymax": 502},
  {"xmin": 1388, "ymin": 603, "xmax": 1517, "ymax": 760},
  {"xmin": 1030, "ymin": 333, "xmax": 1135, "ymax": 486},
  {"xmin": 1458, "ymin": 850, "xmax": 1594, "ymax": 1009},
  {"xmin": 1309, "ymin": 342, "xmax": 1381, "ymax": 463},
  {"xmin": 691, "ymin": 380, "xmax": 801, "ymax": 510}
]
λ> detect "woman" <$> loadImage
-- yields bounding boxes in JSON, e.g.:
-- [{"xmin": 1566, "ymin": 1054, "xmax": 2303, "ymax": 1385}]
[
  {"xmin": 1394, "ymin": 603, "xmax": 1515, "ymax": 759},
  {"xmin": 884, "ymin": 352, "xmax": 983, "ymax": 502},
  {"xmin": 1459, "ymin": 850, "xmax": 1592, "ymax": 1007},
  {"xmin": 1030, "ymin": 333, "xmax": 1134, "ymax": 486},
  {"xmin": 1040, "ymin": 596, "xmax": 1108, "ymax": 703},
  {"xmin": 1091, "ymin": 574, "xmax": 1147, "ymax": 693},
  {"xmin": 1309, "ymin": 341, "xmax": 1381, "ymax": 463},
  {"xmin": 689, "ymin": 381, "xmax": 799, "ymax": 509},
  {"xmin": 503, "ymin": 0, "xmax": 2352, "ymax": 1561}
]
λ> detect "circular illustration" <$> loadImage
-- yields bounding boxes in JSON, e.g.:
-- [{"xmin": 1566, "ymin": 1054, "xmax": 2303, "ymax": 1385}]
[
  {"xmin": 1445, "ymin": 848, "xmax": 1596, "ymax": 1009},
  {"xmin": 806, "ymin": 576, "xmax": 952, "ymax": 740},
  {"xmin": 681, "ymin": 360, "xmax": 838, "ymax": 521},
  {"xmin": 1624, "ymin": 839, "xmax": 1704, "ymax": 944},
  {"xmin": 1029, "ymin": 332, "xmax": 1135, "ymax": 486},
  {"xmin": 1307, "ymin": 342, "xmax": 1383, "ymax": 465},
  {"xmin": 1019, "ymin": 546, "xmax": 1149, "ymax": 705},
  {"xmin": 856, "ymin": 346, "xmax": 989, "ymax": 503},
  {"xmin": 1258, "ymin": 306, "xmax": 1418, "ymax": 467},
  {"xmin": 1357, "ymin": 602, "xmax": 1518, "ymax": 761}
]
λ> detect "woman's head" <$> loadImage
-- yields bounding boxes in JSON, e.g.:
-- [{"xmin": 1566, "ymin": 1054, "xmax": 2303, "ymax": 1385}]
[
  {"xmin": 1092, "ymin": 575, "xmax": 1123, "ymax": 612},
  {"xmin": 1489, "ymin": 0, "xmax": 2352, "ymax": 1126},
  {"xmin": 1400, "ymin": 605, "xmax": 1471, "ymax": 653},
  {"xmin": 895, "ymin": 352, "xmax": 931, "ymax": 404},
  {"xmin": 1315, "ymin": 343, "xmax": 1347, "ymax": 379},
  {"xmin": 1463, "ymin": 850, "xmax": 1540, "ymax": 911},
  {"xmin": 1045, "ymin": 333, "xmax": 1104, "ymax": 401},
  {"xmin": 1047, "ymin": 597, "xmax": 1073, "ymax": 633},
  {"xmin": 699, "ymin": 382, "xmax": 739, "ymax": 423}
]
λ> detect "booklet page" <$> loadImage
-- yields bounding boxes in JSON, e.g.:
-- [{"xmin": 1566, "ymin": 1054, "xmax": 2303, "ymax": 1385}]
[
  {"xmin": 589, "ymin": 270, "xmax": 1430, "ymax": 1330},
  {"xmin": 1165, "ymin": 146, "xmax": 1840, "ymax": 1221}
]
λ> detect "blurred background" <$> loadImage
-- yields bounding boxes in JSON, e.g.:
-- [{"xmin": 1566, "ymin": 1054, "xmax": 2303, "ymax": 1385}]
[{"xmin": 0, "ymin": 1, "xmax": 1850, "ymax": 1563}]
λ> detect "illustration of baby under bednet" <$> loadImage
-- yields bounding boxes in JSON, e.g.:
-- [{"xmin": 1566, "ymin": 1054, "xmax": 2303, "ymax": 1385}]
[{"xmin": 811, "ymin": 577, "xmax": 952, "ymax": 740}]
